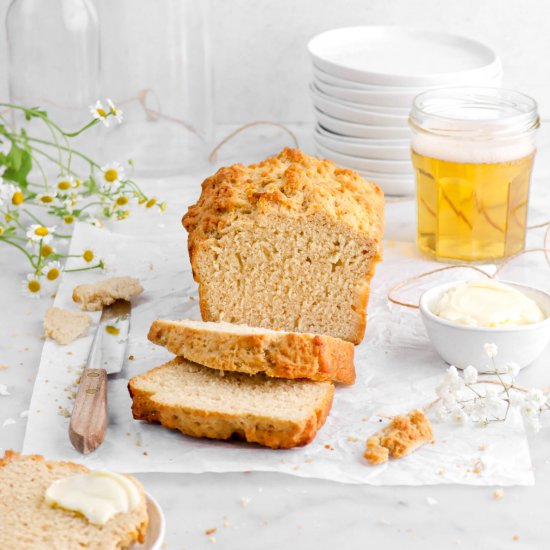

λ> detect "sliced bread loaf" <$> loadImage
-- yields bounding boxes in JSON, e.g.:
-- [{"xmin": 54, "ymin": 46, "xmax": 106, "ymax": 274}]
[
  {"xmin": 128, "ymin": 358, "xmax": 334, "ymax": 449},
  {"xmin": 148, "ymin": 319, "xmax": 355, "ymax": 384},
  {"xmin": 0, "ymin": 451, "xmax": 148, "ymax": 550},
  {"xmin": 183, "ymin": 148, "xmax": 384, "ymax": 344}
]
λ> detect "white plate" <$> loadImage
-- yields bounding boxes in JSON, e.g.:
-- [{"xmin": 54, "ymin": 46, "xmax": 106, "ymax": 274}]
[
  {"xmin": 310, "ymin": 84, "xmax": 409, "ymax": 126},
  {"xmin": 314, "ymin": 140, "xmax": 412, "ymax": 174},
  {"xmin": 314, "ymin": 78, "xmax": 419, "ymax": 108},
  {"xmin": 315, "ymin": 109, "xmax": 410, "ymax": 139},
  {"xmin": 356, "ymin": 172, "xmax": 414, "ymax": 196},
  {"xmin": 308, "ymin": 26, "xmax": 501, "ymax": 86},
  {"xmin": 132, "ymin": 493, "xmax": 166, "ymax": 550},
  {"xmin": 314, "ymin": 126, "xmax": 410, "ymax": 160}
]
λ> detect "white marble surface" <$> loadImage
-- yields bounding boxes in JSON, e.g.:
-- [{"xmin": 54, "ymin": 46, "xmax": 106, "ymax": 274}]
[{"xmin": 2, "ymin": 124, "xmax": 550, "ymax": 549}]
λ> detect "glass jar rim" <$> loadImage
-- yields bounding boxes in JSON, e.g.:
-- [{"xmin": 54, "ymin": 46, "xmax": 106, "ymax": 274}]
[{"xmin": 409, "ymin": 87, "xmax": 539, "ymax": 138}]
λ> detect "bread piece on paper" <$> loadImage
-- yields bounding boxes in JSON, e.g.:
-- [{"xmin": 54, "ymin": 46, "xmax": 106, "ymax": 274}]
[
  {"xmin": 73, "ymin": 276, "xmax": 143, "ymax": 311},
  {"xmin": 44, "ymin": 307, "xmax": 92, "ymax": 345}
]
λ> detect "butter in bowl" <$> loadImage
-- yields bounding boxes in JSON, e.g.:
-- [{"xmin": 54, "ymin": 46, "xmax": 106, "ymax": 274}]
[{"xmin": 419, "ymin": 279, "xmax": 550, "ymax": 372}]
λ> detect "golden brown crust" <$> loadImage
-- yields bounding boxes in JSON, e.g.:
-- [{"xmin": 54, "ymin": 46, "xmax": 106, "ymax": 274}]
[
  {"xmin": 147, "ymin": 320, "xmax": 355, "ymax": 384},
  {"xmin": 128, "ymin": 359, "xmax": 335, "ymax": 449},
  {"xmin": 364, "ymin": 409, "xmax": 434, "ymax": 465},
  {"xmin": 182, "ymin": 148, "xmax": 384, "ymax": 274}
]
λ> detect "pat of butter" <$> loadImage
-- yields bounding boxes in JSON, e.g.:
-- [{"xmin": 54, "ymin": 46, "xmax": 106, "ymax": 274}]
[
  {"xmin": 435, "ymin": 279, "xmax": 545, "ymax": 327},
  {"xmin": 45, "ymin": 470, "xmax": 140, "ymax": 525}
]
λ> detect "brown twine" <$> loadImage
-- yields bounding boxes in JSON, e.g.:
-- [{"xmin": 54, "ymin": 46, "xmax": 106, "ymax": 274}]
[
  {"xmin": 388, "ymin": 222, "xmax": 550, "ymax": 309},
  {"xmin": 208, "ymin": 121, "xmax": 299, "ymax": 163}
]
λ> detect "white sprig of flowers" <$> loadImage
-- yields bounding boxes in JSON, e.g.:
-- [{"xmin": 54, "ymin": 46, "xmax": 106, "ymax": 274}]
[{"xmin": 434, "ymin": 344, "xmax": 549, "ymax": 432}]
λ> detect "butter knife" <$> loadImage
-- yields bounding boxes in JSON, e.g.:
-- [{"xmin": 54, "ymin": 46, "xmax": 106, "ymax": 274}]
[{"xmin": 69, "ymin": 299, "xmax": 131, "ymax": 454}]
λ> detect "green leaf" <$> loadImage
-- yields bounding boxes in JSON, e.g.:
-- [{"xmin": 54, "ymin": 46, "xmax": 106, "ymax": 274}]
[{"xmin": 2, "ymin": 142, "xmax": 32, "ymax": 190}]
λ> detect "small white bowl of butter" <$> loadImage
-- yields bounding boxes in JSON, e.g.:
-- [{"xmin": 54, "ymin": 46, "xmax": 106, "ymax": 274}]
[{"xmin": 419, "ymin": 279, "xmax": 550, "ymax": 372}]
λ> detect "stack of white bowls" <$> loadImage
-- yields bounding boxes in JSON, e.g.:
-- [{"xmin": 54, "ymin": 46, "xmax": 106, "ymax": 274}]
[{"xmin": 308, "ymin": 27, "xmax": 503, "ymax": 195}]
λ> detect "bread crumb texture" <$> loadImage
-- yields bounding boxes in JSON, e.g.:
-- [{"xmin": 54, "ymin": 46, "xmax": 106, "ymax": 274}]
[
  {"xmin": 0, "ymin": 451, "xmax": 148, "ymax": 549},
  {"xmin": 72, "ymin": 276, "xmax": 144, "ymax": 311},
  {"xmin": 147, "ymin": 319, "xmax": 355, "ymax": 384},
  {"xmin": 182, "ymin": 148, "xmax": 384, "ymax": 344},
  {"xmin": 44, "ymin": 307, "xmax": 92, "ymax": 345},
  {"xmin": 364, "ymin": 409, "xmax": 434, "ymax": 465},
  {"xmin": 128, "ymin": 358, "xmax": 334, "ymax": 449}
]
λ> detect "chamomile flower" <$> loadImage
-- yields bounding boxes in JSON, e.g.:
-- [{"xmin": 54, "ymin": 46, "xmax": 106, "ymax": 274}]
[
  {"xmin": 38, "ymin": 193, "xmax": 56, "ymax": 205},
  {"xmin": 21, "ymin": 273, "xmax": 42, "ymax": 299},
  {"xmin": 99, "ymin": 162, "xmax": 125, "ymax": 192},
  {"xmin": 82, "ymin": 247, "xmax": 96, "ymax": 264},
  {"xmin": 26, "ymin": 224, "xmax": 56, "ymax": 245},
  {"xmin": 0, "ymin": 183, "xmax": 24, "ymax": 207},
  {"xmin": 107, "ymin": 98, "xmax": 123, "ymax": 123},
  {"xmin": 41, "ymin": 243, "xmax": 55, "ymax": 258},
  {"xmin": 56, "ymin": 177, "xmax": 75, "ymax": 193},
  {"xmin": 484, "ymin": 343, "xmax": 498, "ymax": 358},
  {"xmin": 90, "ymin": 100, "xmax": 110, "ymax": 127},
  {"xmin": 42, "ymin": 260, "xmax": 63, "ymax": 282}
]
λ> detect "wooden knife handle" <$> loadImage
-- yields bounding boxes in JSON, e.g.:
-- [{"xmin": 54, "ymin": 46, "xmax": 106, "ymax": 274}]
[{"xmin": 69, "ymin": 368, "xmax": 108, "ymax": 454}]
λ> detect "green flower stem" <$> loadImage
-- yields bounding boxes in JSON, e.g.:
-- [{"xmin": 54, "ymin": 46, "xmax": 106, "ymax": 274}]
[
  {"xmin": 0, "ymin": 237, "xmax": 36, "ymax": 268},
  {"xmin": 25, "ymin": 136, "xmax": 98, "ymax": 170},
  {"xmin": 65, "ymin": 262, "xmax": 103, "ymax": 273}
]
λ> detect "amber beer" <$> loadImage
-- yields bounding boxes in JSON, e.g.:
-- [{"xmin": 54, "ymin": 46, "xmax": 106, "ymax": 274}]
[
  {"xmin": 412, "ymin": 149, "xmax": 535, "ymax": 262},
  {"xmin": 409, "ymin": 88, "xmax": 539, "ymax": 262}
]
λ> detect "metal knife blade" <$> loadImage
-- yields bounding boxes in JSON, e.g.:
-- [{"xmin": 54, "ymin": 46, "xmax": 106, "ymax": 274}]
[{"xmin": 88, "ymin": 299, "xmax": 131, "ymax": 375}]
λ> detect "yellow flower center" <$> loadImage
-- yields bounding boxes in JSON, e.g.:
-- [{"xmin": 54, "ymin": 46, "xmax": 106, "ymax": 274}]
[
  {"xmin": 145, "ymin": 198, "xmax": 157, "ymax": 208},
  {"xmin": 116, "ymin": 196, "xmax": 128, "ymax": 206},
  {"xmin": 104, "ymin": 169, "xmax": 119, "ymax": 183},
  {"xmin": 74, "ymin": 180, "xmax": 81, "ymax": 188},
  {"xmin": 5, "ymin": 214, "xmax": 12, "ymax": 222},
  {"xmin": 28, "ymin": 280, "xmax": 41, "ymax": 293},
  {"xmin": 40, "ymin": 195, "xmax": 54, "ymax": 204},
  {"xmin": 57, "ymin": 181, "xmax": 71, "ymax": 191},
  {"xmin": 64, "ymin": 215, "xmax": 75, "ymax": 225},
  {"xmin": 0, "ymin": 227, "xmax": 4, "ymax": 236},
  {"xmin": 42, "ymin": 245, "xmax": 53, "ymax": 258},
  {"xmin": 105, "ymin": 325, "xmax": 120, "ymax": 335},
  {"xmin": 83, "ymin": 249, "xmax": 94, "ymax": 263},
  {"xmin": 46, "ymin": 268, "xmax": 60, "ymax": 281},
  {"xmin": 12, "ymin": 191, "xmax": 24, "ymax": 205},
  {"xmin": 34, "ymin": 227, "xmax": 49, "ymax": 237},
  {"xmin": 96, "ymin": 108, "xmax": 107, "ymax": 117}
]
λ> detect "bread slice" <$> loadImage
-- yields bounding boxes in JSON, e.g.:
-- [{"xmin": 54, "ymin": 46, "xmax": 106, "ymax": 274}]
[
  {"xmin": 72, "ymin": 276, "xmax": 143, "ymax": 311},
  {"xmin": 183, "ymin": 148, "xmax": 384, "ymax": 344},
  {"xmin": 148, "ymin": 319, "xmax": 355, "ymax": 385},
  {"xmin": 128, "ymin": 358, "xmax": 334, "ymax": 449},
  {"xmin": 0, "ymin": 451, "xmax": 148, "ymax": 549},
  {"xmin": 44, "ymin": 307, "xmax": 92, "ymax": 345}
]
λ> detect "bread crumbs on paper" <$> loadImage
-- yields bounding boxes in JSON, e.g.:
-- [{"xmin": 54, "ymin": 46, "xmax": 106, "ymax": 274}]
[
  {"xmin": 240, "ymin": 497, "xmax": 251, "ymax": 508},
  {"xmin": 205, "ymin": 528, "xmax": 217, "ymax": 536},
  {"xmin": 512, "ymin": 535, "xmax": 520, "ymax": 541}
]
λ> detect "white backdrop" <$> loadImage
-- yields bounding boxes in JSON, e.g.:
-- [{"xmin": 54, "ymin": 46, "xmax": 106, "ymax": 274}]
[{"xmin": 0, "ymin": 0, "xmax": 549, "ymax": 122}]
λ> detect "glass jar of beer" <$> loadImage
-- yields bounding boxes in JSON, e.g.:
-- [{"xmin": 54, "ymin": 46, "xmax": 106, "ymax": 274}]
[{"xmin": 409, "ymin": 87, "xmax": 539, "ymax": 263}]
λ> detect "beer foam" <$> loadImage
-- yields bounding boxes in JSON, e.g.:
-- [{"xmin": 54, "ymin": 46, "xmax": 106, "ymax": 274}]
[{"xmin": 411, "ymin": 132, "xmax": 536, "ymax": 164}]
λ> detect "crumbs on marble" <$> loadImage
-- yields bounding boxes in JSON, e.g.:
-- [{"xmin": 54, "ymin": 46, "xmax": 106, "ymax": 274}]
[
  {"xmin": 512, "ymin": 535, "xmax": 520, "ymax": 542},
  {"xmin": 347, "ymin": 435, "xmax": 359, "ymax": 442},
  {"xmin": 324, "ymin": 444, "xmax": 334, "ymax": 451},
  {"xmin": 128, "ymin": 355, "xmax": 135, "ymax": 361},
  {"xmin": 143, "ymin": 451, "xmax": 148, "ymax": 456},
  {"xmin": 479, "ymin": 443, "xmax": 487, "ymax": 452},
  {"xmin": 437, "ymin": 468, "xmax": 445, "ymax": 476},
  {"xmin": 304, "ymin": 457, "xmax": 313, "ymax": 464},
  {"xmin": 292, "ymin": 465, "xmax": 300, "ymax": 471},
  {"xmin": 0, "ymin": 364, "xmax": 9, "ymax": 370},
  {"xmin": 207, "ymin": 537, "xmax": 216, "ymax": 544},
  {"xmin": 135, "ymin": 438, "xmax": 142, "ymax": 447},
  {"xmin": 223, "ymin": 517, "xmax": 230, "ymax": 528},
  {"xmin": 494, "ymin": 488, "xmax": 504, "ymax": 500},
  {"xmin": 205, "ymin": 528, "xmax": 217, "ymax": 536},
  {"xmin": 240, "ymin": 497, "xmax": 251, "ymax": 508}
]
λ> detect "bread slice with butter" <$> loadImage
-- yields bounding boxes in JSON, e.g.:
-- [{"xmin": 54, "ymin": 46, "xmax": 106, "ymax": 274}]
[
  {"xmin": 0, "ymin": 451, "xmax": 148, "ymax": 549},
  {"xmin": 128, "ymin": 357, "xmax": 334, "ymax": 449},
  {"xmin": 148, "ymin": 319, "xmax": 356, "ymax": 384}
]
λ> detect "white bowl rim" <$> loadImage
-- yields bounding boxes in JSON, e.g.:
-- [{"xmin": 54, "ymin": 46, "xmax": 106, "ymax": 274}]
[
  {"xmin": 142, "ymin": 491, "xmax": 166, "ymax": 549},
  {"xmin": 315, "ymin": 109, "xmax": 411, "ymax": 133},
  {"xmin": 315, "ymin": 124, "xmax": 410, "ymax": 145},
  {"xmin": 419, "ymin": 279, "xmax": 550, "ymax": 333},
  {"xmin": 314, "ymin": 139, "xmax": 411, "ymax": 166}
]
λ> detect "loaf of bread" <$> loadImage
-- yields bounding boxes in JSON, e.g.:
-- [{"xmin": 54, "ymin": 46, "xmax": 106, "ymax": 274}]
[
  {"xmin": 148, "ymin": 319, "xmax": 355, "ymax": 384},
  {"xmin": 0, "ymin": 451, "xmax": 148, "ymax": 549},
  {"xmin": 183, "ymin": 148, "xmax": 384, "ymax": 344},
  {"xmin": 128, "ymin": 358, "xmax": 334, "ymax": 449}
]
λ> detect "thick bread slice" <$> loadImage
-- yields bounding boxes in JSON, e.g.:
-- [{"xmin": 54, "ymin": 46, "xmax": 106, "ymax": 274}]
[
  {"xmin": 0, "ymin": 451, "xmax": 148, "ymax": 550},
  {"xmin": 148, "ymin": 319, "xmax": 355, "ymax": 384},
  {"xmin": 128, "ymin": 358, "xmax": 334, "ymax": 449}
]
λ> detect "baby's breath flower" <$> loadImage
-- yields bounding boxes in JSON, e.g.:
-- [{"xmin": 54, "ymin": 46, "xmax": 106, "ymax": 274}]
[
  {"xmin": 484, "ymin": 343, "xmax": 498, "ymax": 358},
  {"xmin": 90, "ymin": 100, "xmax": 110, "ymax": 127},
  {"xmin": 42, "ymin": 260, "xmax": 63, "ymax": 282},
  {"xmin": 505, "ymin": 362, "xmax": 520, "ymax": 378},
  {"xmin": 463, "ymin": 365, "xmax": 478, "ymax": 385},
  {"xmin": 82, "ymin": 247, "xmax": 95, "ymax": 263},
  {"xmin": 26, "ymin": 224, "xmax": 56, "ymax": 245},
  {"xmin": 527, "ymin": 389, "xmax": 547, "ymax": 407},
  {"xmin": 527, "ymin": 416, "xmax": 541, "ymax": 433},
  {"xmin": 451, "ymin": 408, "xmax": 468, "ymax": 425},
  {"xmin": 21, "ymin": 273, "xmax": 42, "ymax": 298},
  {"xmin": 107, "ymin": 99, "xmax": 123, "ymax": 124},
  {"xmin": 100, "ymin": 162, "xmax": 125, "ymax": 192}
]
